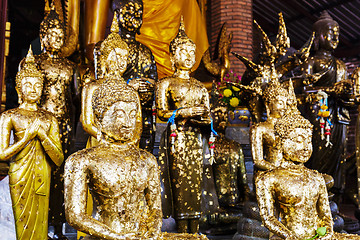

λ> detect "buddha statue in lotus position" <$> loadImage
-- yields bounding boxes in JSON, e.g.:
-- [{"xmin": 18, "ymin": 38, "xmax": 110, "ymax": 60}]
[
  {"xmin": 0, "ymin": 47, "xmax": 64, "ymax": 240},
  {"xmin": 251, "ymin": 79, "xmax": 295, "ymax": 172},
  {"xmin": 66, "ymin": 78, "xmax": 162, "ymax": 239},
  {"xmin": 156, "ymin": 20, "xmax": 211, "ymax": 233},
  {"xmin": 66, "ymin": 77, "xmax": 208, "ymax": 240},
  {"xmin": 255, "ymin": 111, "xmax": 360, "ymax": 240}
]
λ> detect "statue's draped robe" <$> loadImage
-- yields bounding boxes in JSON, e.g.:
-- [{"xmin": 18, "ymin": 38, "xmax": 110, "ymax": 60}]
[
  {"xmin": 304, "ymin": 57, "xmax": 349, "ymax": 191},
  {"xmin": 9, "ymin": 134, "xmax": 51, "ymax": 240}
]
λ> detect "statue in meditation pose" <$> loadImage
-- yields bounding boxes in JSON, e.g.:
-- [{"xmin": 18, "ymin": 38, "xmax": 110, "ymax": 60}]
[{"xmin": 255, "ymin": 111, "xmax": 360, "ymax": 240}]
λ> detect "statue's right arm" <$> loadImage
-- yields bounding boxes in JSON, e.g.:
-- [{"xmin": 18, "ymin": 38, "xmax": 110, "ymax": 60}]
[
  {"xmin": 251, "ymin": 125, "xmax": 275, "ymax": 171},
  {"xmin": 0, "ymin": 113, "xmax": 40, "ymax": 161},
  {"xmin": 255, "ymin": 173, "xmax": 297, "ymax": 239},
  {"xmin": 80, "ymin": 83, "xmax": 99, "ymax": 138},
  {"xmin": 64, "ymin": 154, "xmax": 131, "ymax": 240}
]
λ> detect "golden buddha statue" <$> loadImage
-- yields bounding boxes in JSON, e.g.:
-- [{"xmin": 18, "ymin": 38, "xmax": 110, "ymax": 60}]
[
  {"xmin": 251, "ymin": 79, "xmax": 294, "ymax": 172},
  {"xmin": 299, "ymin": 11, "xmax": 353, "ymax": 193},
  {"xmin": 66, "ymin": 78, "xmax": 207, "ymax": 240},
  {"xmin": 112, "ymin": 0, "xmax": 157, "ymax": 152},
  {"xmin": 0, "ymin": 47, "xmax": 64, "ymax": 240},
  {"xmin": 81, "ymin": 14, "xmax": 138, "ymax": 148},
  {"xmin": 33, "ymin": 7, "xmax": 78, "ymax": 238},
  {"xmin": 255, "ymin": 111, "xmax": 360, "ymax": 240},
  {"xmin": 156, "ymin": 20, "xmax": 211, "ymax": 234}
]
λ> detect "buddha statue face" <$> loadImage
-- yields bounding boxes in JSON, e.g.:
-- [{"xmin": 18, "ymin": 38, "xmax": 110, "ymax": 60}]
[
  {"xmin": 105, "ymin": 47, "xmax": 128, "ymax": 74},
  {"xmin": 172, "ymin": 41, "xmax": 196, "ymax": 71},
  {"xmin": 19, "ymin": 77, "xmax": 43, "ymax": 104},
  {"xmin": 319, "ymin": 23, "xmax": 339, "ymax": 51},
  {"xmin": 267, "ymin": 95, "xmax": 287, "ymax": 118},
  {"xmin": 282, "ymin": 127, "xmax": 312, "ymax": 163},
  {"xmin": 313, "ymin": 11, "xmax": 339, "ymax": 51},
  {"xmin": 118, "ymin": 0, "xmax": 143, "ymax": 33},
  {"xmin": 43, "ymin": 27, "xmax": 64, "ymax": 52},
  {"xmin": 101, "ymin": 101, "xmax": 138, "ymax": 141}
]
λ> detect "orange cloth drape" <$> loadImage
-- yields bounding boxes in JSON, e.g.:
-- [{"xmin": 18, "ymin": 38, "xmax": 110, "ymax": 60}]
[{"xmin": 137, "ymin": 0, "xmax": 209, "ymax": 79}]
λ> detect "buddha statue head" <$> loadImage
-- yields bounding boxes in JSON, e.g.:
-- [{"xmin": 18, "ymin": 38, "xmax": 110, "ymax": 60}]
[
  {"xmin": 100, "ymin": 14, "xmax": 129, "ymax": 75},
  {"xmin": 92, "ymin": 79, "xmax": 142, "ymax": 142},
  {"xmin": 16, "ymin": 46, "xmax": 44, "ymax": 104},
  {"xmin": 313, "ymin": 11, "xmax": 339, "ymax": 51},
  {"xmin": 275, "ymin": 112, "xmax": 313, "ymax": 163},
  {"xmin": 262, "ymin": 80, "xmax": 288, "ymax": 119},
  {"xmin": 169, "ymin": 18, "xmax": 196, "ymax": 71},
  {"xmin": 39, "ymin": 7, "xmax": 65, "ymax": 53},
  {"xmin": 112, "ymin": 0, "xmax": 143, "ymax": 34}
]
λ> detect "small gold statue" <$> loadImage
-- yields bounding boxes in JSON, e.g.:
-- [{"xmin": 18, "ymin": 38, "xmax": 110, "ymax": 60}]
[
  {"xmin": 299, "ymin": 10, "xmax": 353, "ymax": 192},
  {"xmin": 113, "ymin": 0, "xmax": 158, "ymax": 152},
  {"xmin": 156, "ymin": 19, "xmax": 211, "ymax": 233},
  {"xmin": 256, "ymin": 110, "xmax": 360, "ymax": 240},
  {"xmin": 0, "ymin": 47, "xmax": 64, "ymax": 240}
]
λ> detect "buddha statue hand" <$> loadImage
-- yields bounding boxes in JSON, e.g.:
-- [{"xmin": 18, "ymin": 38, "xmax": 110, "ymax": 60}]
[
  {"xmin": 333, "ymin": 80, "xmax": 353, "ymax": 97},
  {"xmin": 128, "ymin": 78, "xmax": 155, "ymax": 106},
  {"xmin": 24, "ymin": 118, "xmax": 41, "ymax": 141},
  {"xmin": 128, "ymin": 77, "xmax": 155, "ymax": 93},
  {"xmin": 179, "ymin": 106, "xmax": 209, "ymax": 119}
]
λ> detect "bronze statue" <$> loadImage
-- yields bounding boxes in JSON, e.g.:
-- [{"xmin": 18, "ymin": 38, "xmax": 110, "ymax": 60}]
[
  {"xmin": 66, "ymin": 78, "xmax": 208, "ymax": 240},
  {"xmin": 112, "ymin": 0, "xmax": 157, "ymax": 152},
  {"xmin": 0, "ymin": 47, "xmax": 63, "ymax": 240},
  {"xmin": 299, "ymin": 11, "xmax": 353, "ymax": 193},
  {"xmin": 255, "ymin": 111, "xmax": 360, "ymax": 240},
  {"xmin": 156, "ymin": 20, "xmax": 211, "ymax": 234}
]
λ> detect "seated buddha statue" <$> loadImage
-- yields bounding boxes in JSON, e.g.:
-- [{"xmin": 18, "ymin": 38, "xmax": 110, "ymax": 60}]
[
  {"xmin": 80, "ymin": 14, "xmax": 140, "ymax": 148},
  {"xmin": 65, "ymin": 78, "xmax": 162, "ymax": 239},
  {"xmin": 0, "ymin": 47, "xmax": 64, "ymax": 240},
  {"xmin": 255, "ymin": 111, "xmax": 360, "ymax": 240},
  {"xmin": 66, "ymin": 76, "xmax": 208, "ymax": 240}
]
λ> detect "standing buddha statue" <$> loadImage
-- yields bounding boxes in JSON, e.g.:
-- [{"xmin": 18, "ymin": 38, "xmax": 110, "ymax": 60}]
[
  {"xmin": 156, "ymin": 20, "xmax": 211, "ymax": 234},
  {"xmin": 36, "ymin": 7, "xmax": 77, "ymax": 238},
  {"xmin": 0, "ymin": 47, "xmax": 64, "ymax": 240},
  {"xmin": 300, "ymin": 11, "xmax": 353, "ymax": 193},
  {"xmin": 112, "ymin": 0, "xmax": 158, "ymax": 152}
]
